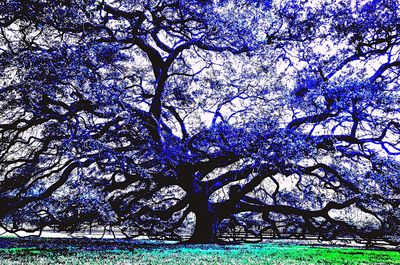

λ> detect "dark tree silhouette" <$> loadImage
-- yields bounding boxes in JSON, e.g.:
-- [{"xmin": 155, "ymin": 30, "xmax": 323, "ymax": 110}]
[{"xmin": 0, "ymin": 0, "xmax": 399, "ymax": 244}]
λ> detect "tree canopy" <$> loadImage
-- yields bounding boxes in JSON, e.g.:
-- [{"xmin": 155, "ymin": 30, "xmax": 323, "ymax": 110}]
[{"xmin": 0, "ymin": 0, "xmax": 399, "ymax": 244}]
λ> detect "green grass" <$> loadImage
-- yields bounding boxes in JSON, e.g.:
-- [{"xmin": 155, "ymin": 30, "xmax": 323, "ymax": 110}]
[{"xmin": 0, "ymin": 242, "xmax": 399, "ymax": 264}]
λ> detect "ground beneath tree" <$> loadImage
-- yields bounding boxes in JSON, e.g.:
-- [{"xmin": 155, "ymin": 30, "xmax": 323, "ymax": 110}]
[{"xmin": 0, "ymin": 237, "xmax": 399, "ymax": 264}]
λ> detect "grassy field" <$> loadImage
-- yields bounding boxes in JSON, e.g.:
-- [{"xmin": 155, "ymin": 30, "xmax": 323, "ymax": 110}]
[{"xmin": 0, "ymin": 238, "xmax": 399, "ymax": 264}]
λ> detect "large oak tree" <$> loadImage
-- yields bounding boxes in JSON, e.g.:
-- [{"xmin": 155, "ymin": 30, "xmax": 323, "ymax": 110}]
[{"xmin": 0, "ymin": 0, "xmax": 399, "ymax": 243}]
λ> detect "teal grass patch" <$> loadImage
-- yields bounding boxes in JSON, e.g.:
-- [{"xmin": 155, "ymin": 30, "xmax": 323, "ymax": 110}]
[{"xmin": 0, "ymin": 242, "xmax": 399, "ymax": 264}]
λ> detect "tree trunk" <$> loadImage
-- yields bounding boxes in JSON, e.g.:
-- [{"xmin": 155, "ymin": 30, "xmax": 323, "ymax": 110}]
[
  {"xmin": 186, "ymin": 195, "xmax": 220, "ymax": 244},
  {"xmin": 185, "ymin": 177, "xmax": 221, "ymax": 244},
  {"xmin": 189, "ymin": 210, "xmax": 218, "ymax": 243}
]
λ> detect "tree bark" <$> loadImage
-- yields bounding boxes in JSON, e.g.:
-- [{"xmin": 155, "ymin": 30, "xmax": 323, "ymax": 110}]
[
  {"xmin": 186, "ymin": 193, "xmax": 220, "ymax": 244},
  {"xmin": 189, "ymin": 210, "xmax": 218, "ymax": 243}
]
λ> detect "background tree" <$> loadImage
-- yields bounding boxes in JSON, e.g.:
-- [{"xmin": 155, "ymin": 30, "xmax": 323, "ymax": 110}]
[{"xmin": 0, "ymin": 0, "xmax": 399, "ymax": 244}]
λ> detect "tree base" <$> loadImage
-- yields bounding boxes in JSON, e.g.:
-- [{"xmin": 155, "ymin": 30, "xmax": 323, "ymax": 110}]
[{"xmin": 180, "ymin": 237, "xmax": 235, "ymax": 245}]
